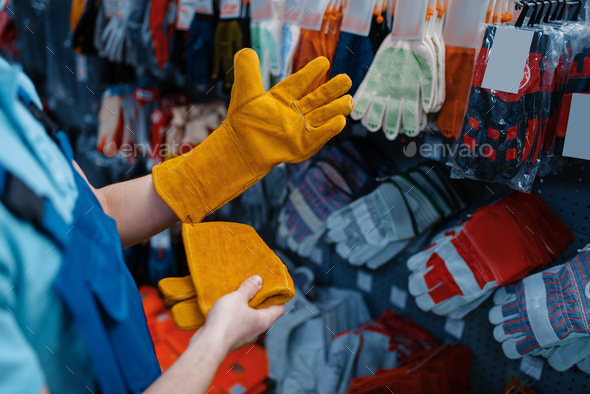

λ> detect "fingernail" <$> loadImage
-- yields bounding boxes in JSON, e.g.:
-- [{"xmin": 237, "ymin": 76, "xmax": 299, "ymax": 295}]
[{"xmin": 250, "ymin": 275, "xmax": 262, "ymax": 287}]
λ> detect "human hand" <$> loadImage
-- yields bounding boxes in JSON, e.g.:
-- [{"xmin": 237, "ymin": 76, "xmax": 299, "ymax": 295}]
[{"xmin": 195, "ymin": 275, "xmax": 285, "ymax": 353}]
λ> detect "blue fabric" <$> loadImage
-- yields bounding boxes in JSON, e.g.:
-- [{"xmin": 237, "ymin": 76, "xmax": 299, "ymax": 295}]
[
  {"xmin": 330, "ymin": 32, "xmax": 375, "ymax": 97},
  {"xmin": 53, "ymin": 134, "xmax": 161, "ymax": 393},
  {"xmin": 0, "ymin": 57, "xmax": 94, "ymax": 394},
  {"xmin": 500, "ymin": 251, "xmax": 590, "ymax": 356},
  {"xmin": 186, "ymin": 16, "xmax": 216, "ymax": 84}
]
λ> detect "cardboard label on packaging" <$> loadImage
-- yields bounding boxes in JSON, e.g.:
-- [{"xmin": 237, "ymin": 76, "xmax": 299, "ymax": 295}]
[
  {"xmin": 177, "ymin": 1, "xmax": 197, "ymax": 30},
  {"xmin": 220, "ymin": 0, "xmax": 242, "ymax": 19},
  {"xmin": 341, "ymin": 0, "xmax": 377, "ymax": 37},
  {"xmin": 299, "ymin": 0, "xmax": 330, "ymax": 31},
  {"xmin": 195, "ymin": 0, "xmax": 214, "ymax": 15},
  {"xmin": 283, "ymin": 0, "xmax": 303, "ymax": 22},
  {"xmin": 356, "ymin": 271, "xmax": 373, "ymax": 293},
  {"xmin": 389, "ymin": 285, "xmax": 408, "ymax": 310},
  {"xmin": 520, "ymin": 355, "xmax": 544, "ymax": 380},
  {"xmin": 391, "ymin": 0, "xmax": 428, "ymax": 40},
  {"xmin": 103, "ymin": 0, "xmax": 118, "ymax": 17},
  {"xmin": 481, "ymin": 26, "xmax": 534, "ymax": 93},
  {"xmin": 251, "ymin": 0, "xmax": 273, "ymax": 21},
  {"xmin": 562, "ymin": 93, "xmax": 590, "ymax": 161}
]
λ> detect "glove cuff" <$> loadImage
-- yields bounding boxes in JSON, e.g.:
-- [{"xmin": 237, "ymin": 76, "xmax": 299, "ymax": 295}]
[{"xmin": 152, "ymin": 123, "xmax": 261, "ymax": 223}]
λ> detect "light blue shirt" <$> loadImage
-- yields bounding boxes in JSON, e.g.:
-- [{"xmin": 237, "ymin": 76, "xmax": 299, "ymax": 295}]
[{"xmin": 0, "ymin": 57, "xmax": 97, "ymax": 393}]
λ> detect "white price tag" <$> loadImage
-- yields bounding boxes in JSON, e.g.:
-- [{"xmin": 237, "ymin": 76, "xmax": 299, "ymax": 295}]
[
  {"xmin": 562, "ymin": 93, "xmax": 590, "ymax": 161},
  {"xmin": 389, "ymin": 285, "xmax": 407, "ymax": 310},
  {"xmin": 195, "ymin": 0, "xmax": 214, "ymax": 15},
  {"xmin": 481, "ymin": 27, "xmax": 534, "ymax": 93},
  {"xmin": 520, "ymin": 355, "xmax": 544, "ymax": 381},
  {"xmin": 251, "ymin": 0, "xmax": 273, "ymax": 21},
  {"xmin": 299, "ymin": 0, "xmax": 330, "ymax": 31},
  {"xmin": 177, "ymin": 1, "xmax": 197, "ymax": 30},
  {"xmin": 220, "ymin": 0, "xmax": 241, "ymax": 19},
  {"xmin": 341, "ymin": 0, "xmax": 377, "ymax": 37},
  {"xmin": 444, "ymin": 317, "xmax": 465, "ymax": 340},
  {"xmin": 310, "ymin": 247, "xmax": 323, "ymax": 266},
  {"xmin": 391, "ymin": 0, "xmax": 428, "ymax": 40},
  {"xmin": 356, "ymin": 271, "xmax": 373, "ymax": 293},
  {"xmin": 283, "ymin": 0, "xmax": 303, "ymax": 22}
]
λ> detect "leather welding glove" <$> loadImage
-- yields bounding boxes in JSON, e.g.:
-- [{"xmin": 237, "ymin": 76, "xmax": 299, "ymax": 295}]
[
  {"xmin": 152, "ymin": 48, "xmax": 353, "ymax": 224},
  {"xmin": 158, "ymin": 222, "xmax": 295, "ymax": 330}
]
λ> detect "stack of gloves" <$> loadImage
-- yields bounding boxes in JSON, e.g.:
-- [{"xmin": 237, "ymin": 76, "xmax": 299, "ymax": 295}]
[
  {"xmin": 450, "ymin": 23, "xmax": 590, "ymax": 191},
  {"xmin": 326, "ymin": 162, "xmax": 465, "ymax": 269},
  {"xmin": 490, "ymin": 246, "xmax": 590, "ymax": 373},
  {"xmin": 408, "ymin": 191, "xmax": 574, "ymax": 319},
  {"xmin": 351, "ymin": 3, "xmax": 446, "ymax": 139},
  {"xmin": 266, "ymin": 287, "xmax": 372, "ymax": 394},
  {"xmin": 277, "ymin": 140, "xmax": 395, "ymax": 258}
]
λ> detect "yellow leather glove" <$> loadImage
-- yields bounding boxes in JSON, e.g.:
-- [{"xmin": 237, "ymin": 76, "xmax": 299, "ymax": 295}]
[
  {"xmin": 70, "ymin": 0, "xmax": 86, "ymax": 32},
  {"xmin": 153, "ymin": 48, "xmax": 353, "ymax": 224},
  {"xmin": 158, "ymin": 222, "xmax": 295, "ymax": 330}
]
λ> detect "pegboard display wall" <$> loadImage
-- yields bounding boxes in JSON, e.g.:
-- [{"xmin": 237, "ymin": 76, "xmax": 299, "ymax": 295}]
[{"xmin": 267, "ymin": 153, "xmax": 590, "ymax": 394}]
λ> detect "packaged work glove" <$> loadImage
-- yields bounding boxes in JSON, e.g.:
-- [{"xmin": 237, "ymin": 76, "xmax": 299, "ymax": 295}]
[
  {"xmin": 490, "ymin": 249, "xmax": 590, "ymax": 361},
  {"xmin": 450, "ymin": 25, "xmax": 559, "ymax": 192},
  {"xmin": 152, "ymin": 49, "xmax": 353, "ymax": 225},
  {"xmin": 436, "ymin": 46, "xmax": 476, "ymax": 138},
  {"xmin": 158, "ymin": 222, "xmax": 295, "ymax": 330},
  {"xmin": 211, "ymin": 20, "xmax": 245, "ymax": 91},
  {"xmin": 409, "ymin": 192, "xmax": 573, "ymax": 319}
]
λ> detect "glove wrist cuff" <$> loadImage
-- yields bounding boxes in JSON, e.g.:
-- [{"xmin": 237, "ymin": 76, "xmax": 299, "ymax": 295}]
[{"xmin": 152, "ymin": 124, "xmax": 260, "ymax": 223}]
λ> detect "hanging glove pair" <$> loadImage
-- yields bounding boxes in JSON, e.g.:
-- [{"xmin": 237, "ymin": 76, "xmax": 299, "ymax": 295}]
[
  {"xmin": 489, "ymin": 247, "xmax": 590, "ymax": 371},
  {"xmin": 408, "ymin": 191, "xmax": 573, "ymax": 319},
  {"xmin": 98, "ymin": 0, "xmax": 149, "ymax": 65},
  {"xmin": 352, "ymin": 3, "xmax": 446, "ymax": 140},
  {"xmin": 186, "ymin": 13, "xmax": 216, "ymax": 84},
  {"xmin": 326, "ymin": 162, "xmax": 464, "ymax": 268},
  {"xmin": 292, "ymin": 6, "xmax": 344, "ymax": 90},
  {"xmin": 276, "ymin": 140, "xmax": 383, "ymax": 258},
  {"xmin": 251, "ymin": 1, "xmax": 282, "ymax": 91},
  {"xmin": 211, "ymin": 21, "xmax": 245, "ymax": 91},
  {"xmin": 153, "ymin": 50, "xmax": 352, "ymax": 329}
]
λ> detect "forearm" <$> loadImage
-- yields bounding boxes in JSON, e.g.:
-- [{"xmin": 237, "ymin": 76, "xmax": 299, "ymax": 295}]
[
  {"xmin": 74, "ymin": 160, "xmax": 179, "ymax": 248},
  {"xmin": 143, "ymin": 328, "xmax": 229, "ymax": 394},
  {"xmin": 97, "ymin": 174, "xmax": 179, "ymax": 248}
]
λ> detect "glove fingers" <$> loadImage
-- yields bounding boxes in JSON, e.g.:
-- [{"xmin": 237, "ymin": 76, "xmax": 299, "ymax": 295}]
[
  {"xmin": 402, "ymin": 98, "xmax": 421, "ymax": 137},
  {"xmin": 364, "ymin": 95, "xmax": 387, "ymax": 132},
  {"xmin": 305, "ymin": 95, "xmax": 354, "ymax": 128},
  {"xmin": 271, "ymin": 56, "xmax": 330, "ymax": 101},
  {"xmin": 297, "ymin": 74, "xmax": 352, "ymax": 114},
  {"xmin": 170, "ymin": 298, "xmax": 206, "ymax": 330},
  {"xmin": 230, "ymin": 48, "xmax": 265, "ymax": 105},
  {"xmin": 297, "ymin": 115, "xmax": 346, "ymax": 157},
  {"xmin": 383, "ymin": 97, "xmax": 402, "ymax": 140},
  {"xmin": 159, "ymin": 276, "xmax": 196, "ymax": 298}
]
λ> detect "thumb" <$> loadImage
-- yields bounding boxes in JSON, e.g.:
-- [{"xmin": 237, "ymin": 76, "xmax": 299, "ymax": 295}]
[
  {"xmin": 236, "ymin": 275, "xmax": 263, "ymax": 302},
  {"xmin": 230, "ymin": 49, "xmax": 264, "ymax": 109}
]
